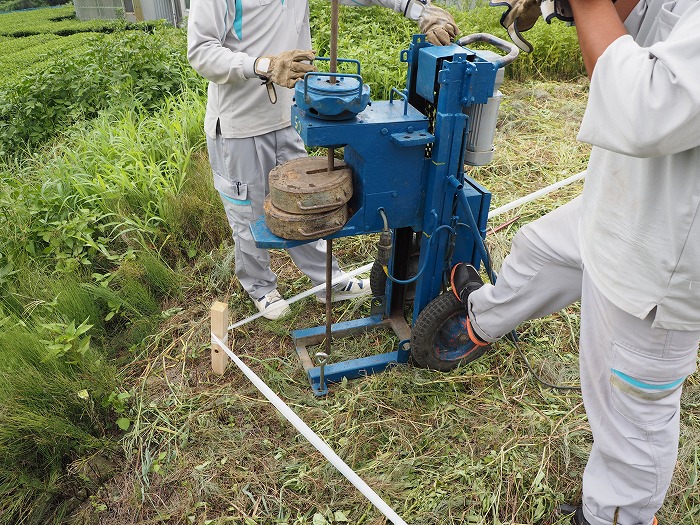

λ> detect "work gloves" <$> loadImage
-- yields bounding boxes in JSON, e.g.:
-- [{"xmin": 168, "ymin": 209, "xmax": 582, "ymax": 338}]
[
  {"xmin": 254, "ymin": 49, "xmax": 317, "ymax": 104},
  {"xmin": 490, "ymin": 0, "xmax": 573, "ymax": 52},
  {"xmin": 418, "ymin": 2, "xmax": 460, "ymax": 45}
]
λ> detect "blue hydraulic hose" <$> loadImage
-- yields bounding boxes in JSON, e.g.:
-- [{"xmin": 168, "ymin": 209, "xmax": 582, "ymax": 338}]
[{"xmin": 382, "ymin": 224, "xmax": 455, "ymax": 285}]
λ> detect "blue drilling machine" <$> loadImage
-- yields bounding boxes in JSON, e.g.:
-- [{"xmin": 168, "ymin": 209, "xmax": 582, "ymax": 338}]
[{"xmin": 252, "ymin": 32, "xmax": 518, "ymax": 395}]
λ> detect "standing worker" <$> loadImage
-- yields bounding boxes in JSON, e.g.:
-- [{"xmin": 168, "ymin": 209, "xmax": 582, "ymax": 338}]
[
  {"xmin": 187, "ymin": 0, "xmax": 458, "ymax": 319},
  {"xmin": 452, "ymin": 0, "xmax": 700, "ymax": 523}
]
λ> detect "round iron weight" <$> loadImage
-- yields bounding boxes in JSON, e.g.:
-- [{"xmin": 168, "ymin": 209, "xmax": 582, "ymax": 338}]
[
  {"xmin": 268, "ymin": 157, "xmax": 353, "ymax": 215},
  {"xmin": 264, "ymin": 196, "xmax": 348, "ymax": 241}
]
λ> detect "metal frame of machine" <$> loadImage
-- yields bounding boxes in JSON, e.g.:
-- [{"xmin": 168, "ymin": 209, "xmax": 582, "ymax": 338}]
[{"xmin": 251, "ymin": 33, "xmax": 517, "ymax": 395}]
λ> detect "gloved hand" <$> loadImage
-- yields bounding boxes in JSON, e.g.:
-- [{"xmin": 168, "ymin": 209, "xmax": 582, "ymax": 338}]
[
  {"xmin": 490, "ymin": 0, "xmax": 573, "ymax": 53},
  {"xmin": 254, "ymin": 49, "xmax": 317, "ymax": 103},
  {"xmin": 541, "ymin": 0, "xmax": 573, "ymax": 24},
  {"xmin": 418, "ymin": 3, "xmax": 460, "ymax": 45}
]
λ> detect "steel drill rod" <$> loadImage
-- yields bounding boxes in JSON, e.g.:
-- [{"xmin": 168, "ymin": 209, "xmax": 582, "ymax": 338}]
[
  {"xmin": 330, "ymin": 0, "xmax": 339, "ymax": 84},
  {"xmin": 319, "ymin": 0, "xmax": 338, "ymax": 368},
  {"xmin": 325, "ymin": 146, "xmax": 334, "ymax": 357},
  {"xmin": 323, "ymin": 0, "xmax": 340, "ymax": 364},
  {"xmin": 324, "ymin": 237, "xmax": 333, "ymax": 360}
]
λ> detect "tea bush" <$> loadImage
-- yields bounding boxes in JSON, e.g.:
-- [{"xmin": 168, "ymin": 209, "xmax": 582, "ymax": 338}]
[
  {"xmin": 0, "ymin": 29, "xmax": 196, "ymax": 158},
  {"xmin": 0, "ymin": 32, "xmax": 60, "ymax": 53},
  {"xmin": 0, "ymin": 0, "xmax": 68, "ymax": 12},
  {"xmin": 0, "ymin": 32, "xmax": 100, "ymax": 90},
  {"xmin": 0, "ymin": 5, "xmax": 115, "ymax": 36}
]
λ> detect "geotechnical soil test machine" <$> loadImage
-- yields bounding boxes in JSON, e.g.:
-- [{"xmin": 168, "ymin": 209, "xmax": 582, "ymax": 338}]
[{"xmin": 251, "ymin": 31, "xmax": 519, "ymax": 395}]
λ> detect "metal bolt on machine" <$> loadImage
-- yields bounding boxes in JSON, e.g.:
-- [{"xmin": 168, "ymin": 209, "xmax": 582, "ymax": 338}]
[{"xmin": 252, "ymin": 32, "xmax": 519, "ymax": 395}]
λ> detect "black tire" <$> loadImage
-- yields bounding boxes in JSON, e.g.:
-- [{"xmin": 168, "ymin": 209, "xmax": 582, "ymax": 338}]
[
  {"xmin": 370, "ymin": 260, "xmax": 388, "ymax": 297},
  {"xmin": 410, "ymin": 292, "xmax": 489, "ymax": 371}
]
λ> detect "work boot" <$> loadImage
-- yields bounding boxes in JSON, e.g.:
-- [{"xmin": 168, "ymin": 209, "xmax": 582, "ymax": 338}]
[
  {"xmin": 558, "ymin": 505, "xmax": 589, "ymax": 525},
  {"xmin": 252, "ymin": 289, "xmax": 291, "ymax": 320},
  {"xmin": 450, "ymin": 263, "xmax": 484, "ymax": 309},
  {"xmin": 558, "ymin": 504, "xmax": 659, "ymax": 525},
  {"xmin": 450, "ymin": 263, "xmax": 489, "ymax": 347},
  {"xmin": 316, "ymin": 277, "xmax": 371, "ymax": 304}
]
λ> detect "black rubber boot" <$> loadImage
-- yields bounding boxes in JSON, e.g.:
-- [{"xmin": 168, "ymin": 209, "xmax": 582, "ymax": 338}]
[
  {"xmin": 450, "ymin": 263, "xmax": 484, "ymax": 310},
  {"xmin": 558, "ymin": 505, "xmax": 658, "ymax": 525}
]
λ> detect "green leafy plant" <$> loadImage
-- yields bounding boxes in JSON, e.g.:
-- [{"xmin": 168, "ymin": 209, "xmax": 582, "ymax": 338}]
[
  {"xmin": 39, "ymin": 319, "xmax": 93, "ymax": 364},
  {"xmin": 103, "ymin": 389, "xmax": 133, "ymax": 431}
]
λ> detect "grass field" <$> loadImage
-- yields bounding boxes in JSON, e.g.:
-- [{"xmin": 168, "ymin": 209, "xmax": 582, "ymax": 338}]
[
  {"xmin": 1, "ymin": 3, "xmax": 699, "ymax": 525},
  {"xmin": 70, "ymin": 81, "xmax": 699, "ymax": 525}
]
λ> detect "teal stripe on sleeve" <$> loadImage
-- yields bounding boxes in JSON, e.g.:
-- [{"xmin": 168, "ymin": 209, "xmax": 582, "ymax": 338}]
[{"xmin": 611, "ymin": 369, "xmax": 685, "ymax": 391}]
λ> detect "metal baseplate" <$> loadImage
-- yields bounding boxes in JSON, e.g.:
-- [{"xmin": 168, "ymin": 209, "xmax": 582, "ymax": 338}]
[{"xmin": 293, "ymin": 311, "xmax": 412, "ymax": 396}]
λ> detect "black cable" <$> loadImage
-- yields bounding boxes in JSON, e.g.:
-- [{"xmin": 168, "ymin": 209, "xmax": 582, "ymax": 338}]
[{"xmin": 506, "ymin": 330, "xmax": 581, "ymax": 392}]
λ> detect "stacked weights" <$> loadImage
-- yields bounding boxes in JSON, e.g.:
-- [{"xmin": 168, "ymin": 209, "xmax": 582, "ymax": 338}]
[{"xmin": 264, "ymin": 157, "xmax": 353, "ymax": 240}]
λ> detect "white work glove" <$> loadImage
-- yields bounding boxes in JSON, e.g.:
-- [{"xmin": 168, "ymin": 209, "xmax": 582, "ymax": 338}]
[
  {"xmin": 490, "ymin": 0, "xmax": 573, "ymax": 53},
  {"xmin": 254, "ymin": 49, "xmax": 317, "ymax": 103},
  {"xmin": 417, "ymin": 2, "xmax": 460, "ymax": 45}
]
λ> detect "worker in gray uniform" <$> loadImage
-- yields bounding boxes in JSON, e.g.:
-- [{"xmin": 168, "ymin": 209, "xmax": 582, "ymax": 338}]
[
  {"xmin": 187, "ymin": 0, "xmax": 458, "ymax": 319},
  {"xmin": 453, "ymin": 0, "xmax": 700, "ymax": 523}
]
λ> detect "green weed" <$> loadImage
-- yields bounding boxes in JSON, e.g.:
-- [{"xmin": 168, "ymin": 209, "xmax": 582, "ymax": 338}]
[{"xmin": 0, "ymin": 320, "xmax": 116, "ymax": 525}]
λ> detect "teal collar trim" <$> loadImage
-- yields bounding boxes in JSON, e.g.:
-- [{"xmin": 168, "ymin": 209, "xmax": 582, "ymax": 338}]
[{"xmin": 233, "ymin": 0, "xmax": 242, "ymax": 39}]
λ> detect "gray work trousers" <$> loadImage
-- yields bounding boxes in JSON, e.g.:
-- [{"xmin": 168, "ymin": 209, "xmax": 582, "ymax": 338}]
[
  {"xmin": 468, "ymin": 196, "xmax": 699, "ymax": 525},
  {"xmin": 207, "ymin": 126, "xmax": 342, "ymax": 300}
]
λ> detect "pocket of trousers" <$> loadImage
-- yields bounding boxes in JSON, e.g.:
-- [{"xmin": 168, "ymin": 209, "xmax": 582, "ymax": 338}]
[
  {"xmin": 213, "ymin": 173, "xmax": 255, "ymax": 223},
  {"xmin": 609, "ymin": 339, "xmax": 697, "ymax": 426}
]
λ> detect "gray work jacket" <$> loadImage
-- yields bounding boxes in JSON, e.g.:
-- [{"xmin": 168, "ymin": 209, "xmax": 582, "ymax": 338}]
[{"xmin": 187, "ymin": 0, "xmax": 425, "ymax": 139}]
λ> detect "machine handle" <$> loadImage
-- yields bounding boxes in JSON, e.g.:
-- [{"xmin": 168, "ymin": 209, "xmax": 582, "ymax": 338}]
[
  {"xmin": 313, "ymin": 57, "xmax": 362, "ymax": 75},
  {"xmin": 298, "ymin": 225, "xmax": 344, "ymax": 238},
  {"xmin": 302, "ymin": 71, "xmax": 364, "ymax": 103},
  {"xmin": 388, "ymin": 87, "xmax": 409, "ymax": 116},
  {"xmin": 457, "ymin": 33, "xmax": 520, "ymax": 69},
  {"xmin": 296, "ymin": 198, "xmax": 344, "ymax": 212}
]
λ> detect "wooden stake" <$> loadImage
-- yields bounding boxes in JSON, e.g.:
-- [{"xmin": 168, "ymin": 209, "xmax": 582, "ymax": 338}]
[{"xmin": 210, "ymin": 301, "xmax": 230, "ymax": 375}]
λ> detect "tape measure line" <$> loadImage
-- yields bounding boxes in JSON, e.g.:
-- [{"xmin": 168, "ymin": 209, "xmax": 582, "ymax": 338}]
[{"xmin": 227, "ymin": 262, "xmax": 373, "ymax": 330}]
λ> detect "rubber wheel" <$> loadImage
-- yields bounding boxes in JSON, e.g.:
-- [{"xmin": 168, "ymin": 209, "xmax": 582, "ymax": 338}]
[
  {"xmin": 410, "ymin": 292, "xmax": 489, "ymax": 371},
  {"xmin": 370, "ymin": 260, "xmax": 388, "ymax": 298}
]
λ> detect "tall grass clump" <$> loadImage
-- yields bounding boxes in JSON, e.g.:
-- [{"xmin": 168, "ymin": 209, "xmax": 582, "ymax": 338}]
[
  {"xmin": 1, "ymin": 87, "xmax": 211, "ymax": 275},
  {"xmin": 0, "ymin": 317, "xmax": 117, "ymax": 525},
  {"xmin": 0, "ymin": 87, "xmax": 220, "ymax": 346},
  {"xmin": 0, "ymin": 79, "xmax": 217, "ymax": 520},
  {"xmin": 309, "ymin": 0, "xmax": 584, "ymax": 98}
]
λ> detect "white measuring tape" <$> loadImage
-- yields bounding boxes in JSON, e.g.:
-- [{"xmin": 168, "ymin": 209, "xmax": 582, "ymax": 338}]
[{"xmin": 228, "ymin": 262, "xmax": 374, "ymax": 330}]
